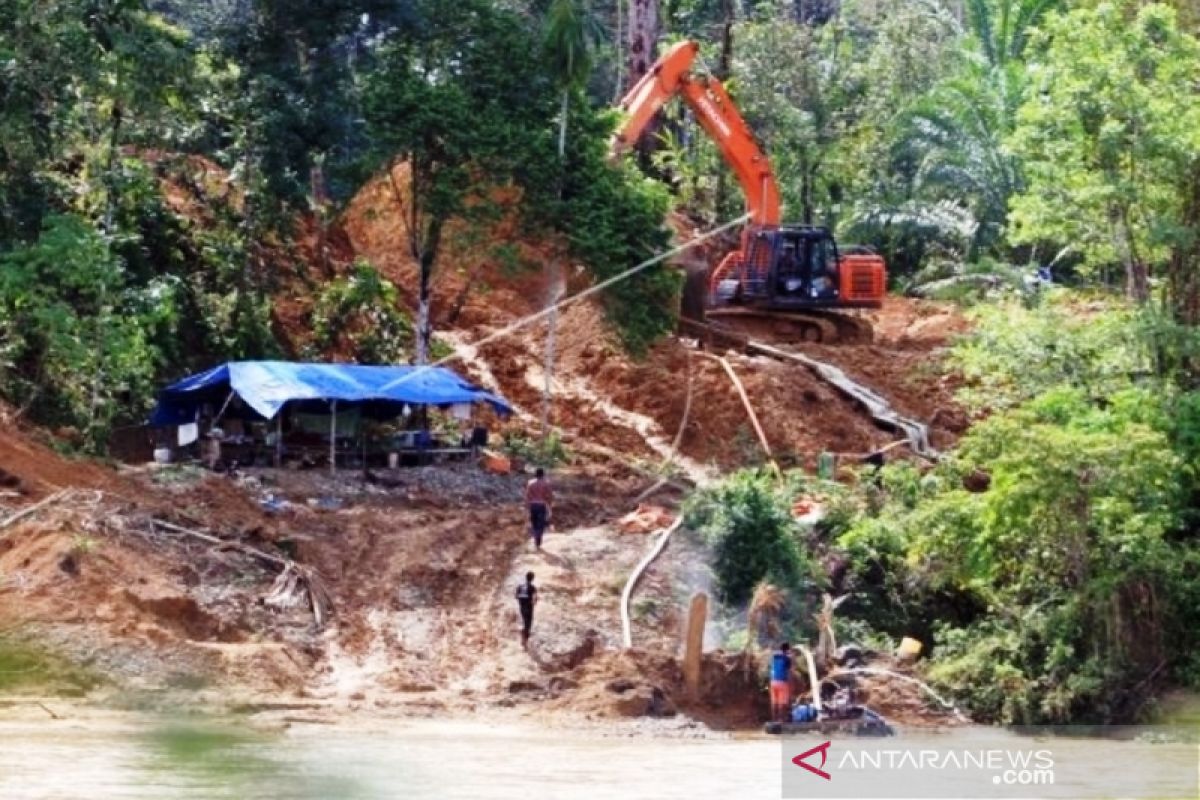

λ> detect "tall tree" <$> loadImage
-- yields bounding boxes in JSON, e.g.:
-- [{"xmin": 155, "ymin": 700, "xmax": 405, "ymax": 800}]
[
  {"xmin": 901, "ymin": 58, "xmax": 1026, "ymax": 258},
  {"xmin": 363, "ymin": 0, "xmax": 559, "ymax": 363},
  {"xmin": 541, "ymin": 0, "xmax": 604, "ymax": 441},
  {"xmin": 1007, "ymin": 2, "xmax": 1200, "ymax": 303},
  {"xmin": 733, "ymin": 9, "xmax": 867, "ymax": 225}
]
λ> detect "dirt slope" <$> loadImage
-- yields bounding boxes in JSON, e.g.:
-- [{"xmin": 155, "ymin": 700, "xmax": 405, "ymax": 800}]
[{"xmin": 334, "ymin": 173, "xmax": 970, "ymax": 471}]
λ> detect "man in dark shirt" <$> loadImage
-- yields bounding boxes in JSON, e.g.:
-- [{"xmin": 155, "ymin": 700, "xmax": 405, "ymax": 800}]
[
  {"xmin": 515, "ymin": 571, "xmax": 538, "ymax": 646},
  {"xmin": 524, "ymin": 467, "xmax": 554, "ymax": 550}
]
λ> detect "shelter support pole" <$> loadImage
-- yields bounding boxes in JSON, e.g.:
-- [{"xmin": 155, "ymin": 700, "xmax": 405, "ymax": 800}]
[{"xmin": 329, "ymin": 400, "xmax": 337, "ymax": 475}]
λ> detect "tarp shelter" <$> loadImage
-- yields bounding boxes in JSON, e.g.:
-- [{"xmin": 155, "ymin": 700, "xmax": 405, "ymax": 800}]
[{"xmin": 149, "ymin": 361, "xmax": 512, "ymax": 426}]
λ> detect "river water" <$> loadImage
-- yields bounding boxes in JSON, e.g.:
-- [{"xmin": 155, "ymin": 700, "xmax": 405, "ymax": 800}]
[
  {"xmin": 1, "ymin": 708, "xmax": 1196, "ymax": 799},
  {"xmin": 0, "ymin": 711, "xmax": 779, "ymax": 799}
]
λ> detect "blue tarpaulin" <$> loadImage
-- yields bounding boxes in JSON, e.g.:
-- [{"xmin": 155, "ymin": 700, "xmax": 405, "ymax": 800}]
[{"xmin": 149, "ymin": 361, "xmax": 512, "ymax": 426}]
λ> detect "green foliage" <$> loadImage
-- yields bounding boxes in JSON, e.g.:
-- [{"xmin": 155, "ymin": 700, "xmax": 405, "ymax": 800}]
[
  {"xmin": 0, "ymin": 633, "xmax": 100, "ymax": 694},
  {"xmin": 561, "ymin": 149, "xmax": 678, "ymax": 355},
  {"xmin": 965, "ymin": 0, "xmax": 1063, "ymax": 69},
  {"xmin": 1008, "ymin": 3, "xmax": 1200, "ymax": 291},
  {"xmin": 0, "ymin": 215, "xmax": 171, "ymax": 449},
  {"xmin": 70, "ymin": 534, "xmax": 102, "ymax": 558},
  {"xmin": 832, "ymin": 301, "xmax": 1200, "ymax": 723},
  {"xmin": 684, "ymin": 470, "xmax": 814, "ymax": 606},
  {"xmin": 731, "ymin": 7, "xmax": 867, "ymax": 227},
  {"xmin": 950, "ymin": 295, "xmax": 1151, "ymax": 412},
  {"xmin": 310, "ymin": 261, "xmax": 412, "ymax": 363},
  {"xmin": 504, "ymin": 430, "xmax": 570, "ymax": 467},
  {"xmin": 895, "ymin": 58, "xmax": 1026, "ymax": 257},
  {"xmin": 543, "ymin": 0, "xmax": 606, "ymax": 93}
]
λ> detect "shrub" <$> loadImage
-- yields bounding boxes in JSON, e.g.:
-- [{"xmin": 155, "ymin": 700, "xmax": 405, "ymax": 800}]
[
  {"xmin": 310, "ymin": 261, "xmax": 412, "ymax": 363},
  {"xmin": 684, "ymin": 470, "xmax": 814, "ymax": 606}
]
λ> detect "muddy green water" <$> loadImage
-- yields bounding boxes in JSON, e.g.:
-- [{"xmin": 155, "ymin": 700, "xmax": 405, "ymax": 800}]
[
  {"xmin": 0, "ymin": 713, "xmax": 779, "ymax": 799},
  {"xmin": 1, "ymin": 706, "xmax": 1197, "ymax": 799}
]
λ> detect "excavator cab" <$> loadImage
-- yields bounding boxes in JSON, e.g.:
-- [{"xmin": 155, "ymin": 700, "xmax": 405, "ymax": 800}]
[
  {"xmin": 716, "ymin": 226, "xmax": 883, "ymax": 310},
  {"xmin": 760, "ymin": 228, "xmax": 840, "ymax": 305}
]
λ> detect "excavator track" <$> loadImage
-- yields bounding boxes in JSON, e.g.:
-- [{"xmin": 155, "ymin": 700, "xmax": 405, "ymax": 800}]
[
  {"xmin": 705, "ymin": 307, "xmax": 874, "ymax": 345},
  {"xmin": 678, "ymin": 265, "xmax": 875, "ymax": 346}
]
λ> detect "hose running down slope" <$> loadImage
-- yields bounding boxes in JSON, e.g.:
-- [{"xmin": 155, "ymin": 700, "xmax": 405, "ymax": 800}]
[{"xmin": 746, "ymin": 340, "xmax": 939, "ymax": 460}]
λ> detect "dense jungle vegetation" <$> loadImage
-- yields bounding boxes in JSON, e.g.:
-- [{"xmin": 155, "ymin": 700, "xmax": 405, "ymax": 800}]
[
  {"xmin": 3, "ymin": 0, "xmax": 1200, "ymax": 722},
  {"xmin": 686, "ymin": 297, "xmax": 1200, "ymax": 723}
]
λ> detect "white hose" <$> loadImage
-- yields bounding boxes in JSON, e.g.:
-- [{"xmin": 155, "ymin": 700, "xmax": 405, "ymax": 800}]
[{"xmin": 620, "ymin": 517, "xmax": 684, "ymax": 648}]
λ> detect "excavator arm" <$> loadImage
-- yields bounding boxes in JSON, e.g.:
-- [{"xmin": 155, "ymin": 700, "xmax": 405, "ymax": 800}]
[{"xmin": 612, "ymin": 41, "xmax": 781, "ymax": 228}]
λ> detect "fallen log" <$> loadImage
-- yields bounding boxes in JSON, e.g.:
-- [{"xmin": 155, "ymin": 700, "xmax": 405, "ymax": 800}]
[
  {"xmin": 152, "ymin": 518, "xmax": 287, "ymax": 567},
  {"xmin": 152, "ymin": 518, "xmax": 333, "ymax": 627},
  {"xmin": 0, "ymin": 489, "xmax": 73, "ymax": 534}
]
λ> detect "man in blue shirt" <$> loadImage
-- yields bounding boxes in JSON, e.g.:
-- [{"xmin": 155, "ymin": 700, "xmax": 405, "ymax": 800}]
[{"xmin": 770, "ymin": 642, "xmax": 793, "ymax": 723}]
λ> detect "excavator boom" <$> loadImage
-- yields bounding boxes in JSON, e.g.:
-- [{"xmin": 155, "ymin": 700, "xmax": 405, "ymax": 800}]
[{"xmin": 613, "ymin": 41, "xmax": 781, "ymax": 228}]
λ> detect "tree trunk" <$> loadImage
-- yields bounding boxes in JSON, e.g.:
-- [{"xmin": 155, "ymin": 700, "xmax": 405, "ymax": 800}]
[
  {"xmin": 543, "ymin": 92, "xmax": 570, "ymax": 443},
  {"xmin": 1168, "ymin": 164, "xmax": 1200, "ymax": 327},
  {"xmin": 1115, "ymin": 205, "xmax": 1149, "ymax": 304},
  {"xmin": 102, "ymin": 102, "xmax": 123, "ymax": 234},
  {"xmin": 717, "ymin": 0, "xmax": 734, "ymax": 79},
  {"xmin": 416, "ymin": 258, "xmax": 432, "ymax": 366},
  {"xmin": 627, "ymin": 0, "xmax": 662, "ymax": 161},
  {"xmin": 801, "ymin": 163, "xmax": 815, "ymax": 225},
  {"xmin": 557, "ymin": 91, "xmax": 569, "ymax": 166},
  {"xmin": 310, "ymin": 159, "xmax": 332, "ymax": 278},
  {"xmin": 613, "ymin": 0, "xmax": 625, "ymax": 103},
  {"xmin": 416, "ymin": 218, "xmax": 444, "ymax": 366},
  {"xmin": 712, "ymin": 0, "xmax": 735, "ymax": 221},
  {"xmin": 627, "ymin": 0, "xmax": 660, "ymax": 90}
]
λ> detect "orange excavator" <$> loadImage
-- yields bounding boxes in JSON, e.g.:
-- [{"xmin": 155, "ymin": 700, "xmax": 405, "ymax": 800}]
[{"xmin": 611, "ymin": 41, "xmax": 886, "ymax": 343}]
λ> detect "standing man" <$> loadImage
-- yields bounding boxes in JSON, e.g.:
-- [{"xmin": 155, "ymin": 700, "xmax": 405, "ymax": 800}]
[
  {"xmin": 515, "ymin": 571, "xmax": 538, "ymax": 646},
  {"xmin": 524, "ymin": 467, "xmax": 553, "ymax": 550},
  {"xmin": 770, "ymin": 642, "xmax": 793, "ymax": 723}
]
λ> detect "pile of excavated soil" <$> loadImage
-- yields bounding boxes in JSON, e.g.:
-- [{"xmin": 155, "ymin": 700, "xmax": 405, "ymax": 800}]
[
  {"xmin": 871, "ymin": 296, "xmax": 972, "ymax": 348},
  {"xmin": 0, "ymin": 409, "xmax": 124, "ymax": 499},
  {"xmin": 614, "ymin": 343, "xmax": 893, "ymax": 470},
  {"xmin": 0, "ymin": 493, "xmax": 314, "ymax": 699}
]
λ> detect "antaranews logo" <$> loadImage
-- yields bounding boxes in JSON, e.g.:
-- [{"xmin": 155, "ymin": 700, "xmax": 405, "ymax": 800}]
[
  {"xmin": 791, "ymin": 743, "xmax": 1054, "ymax": 783},
  {"xmin": 782, "ymin": 727, "xmax": 1199, "ymax": 800},
  {"xmin": 791, "ymin": 741, "xmax": 832, "ymax": 781}
]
